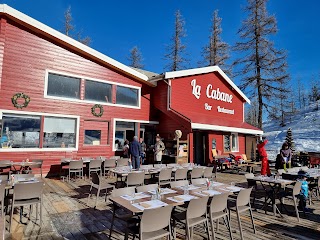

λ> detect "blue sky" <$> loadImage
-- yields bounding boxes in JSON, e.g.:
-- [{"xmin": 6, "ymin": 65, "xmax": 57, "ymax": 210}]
[{"xmin": 1, "ymin": 0, "xmax": 319, "ymax": 88}]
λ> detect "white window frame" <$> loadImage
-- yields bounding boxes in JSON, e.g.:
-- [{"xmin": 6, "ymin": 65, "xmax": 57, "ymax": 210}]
[
  {"xmin": 112, "ymin": 118, "xmax": 159, "ymax": 151},
  {"xmin": 231, "ymin": 133, "xmax": 239, "ymax": 152},
  {"xmin": 0, "ymin": 109, "xmax": 80, "ymax": 152},
  {"xmin": 44, "ymin": 69, "xmax": 141, "ymax": 109}
]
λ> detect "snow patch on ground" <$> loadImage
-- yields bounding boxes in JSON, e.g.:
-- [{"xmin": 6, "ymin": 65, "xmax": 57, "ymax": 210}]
[{"xmin": 263, "ymin": 102, "xmax": 320, "ymax": 157}]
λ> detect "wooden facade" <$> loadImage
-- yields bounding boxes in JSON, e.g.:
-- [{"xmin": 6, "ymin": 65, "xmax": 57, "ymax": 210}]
[{"xmin": 0, "ymin": 5, "xmax": 262, "ymax": 175}]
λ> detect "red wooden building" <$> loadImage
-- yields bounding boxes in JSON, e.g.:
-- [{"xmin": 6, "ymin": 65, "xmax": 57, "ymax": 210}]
[{"xmin": 0, "ymin": 5, "xmax": 262, "ymax": 175}]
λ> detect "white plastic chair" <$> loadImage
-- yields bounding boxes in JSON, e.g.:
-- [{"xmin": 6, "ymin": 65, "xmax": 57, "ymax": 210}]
[
  {"xmin": 10, "ymin": 181, "xmax": 44, "ymax": 232},
  {"xmin": 203, "ymin": 167, "xmax": 214, "ymax": 179},
  {"xmin": 209, "ymin": 193, "xmax": 232, "ymax": 240},
  {"xmin": 126, "ymin": 172, "xmax": 145, "ymax": 187},
  {"xmin": 174, "ymin": 168, "xmax": 188, "ymax": 181},
  {"xmin": 280, "ymin": 181, "xmax": 302, "ymax": 221},
  {"xmin": 117, "ymin": 158, "xmax": 129, "ymax": 167},
  {"xmin": 229, "ymin": 187, "xmax": 255, "ymax": 240},
  {"xmin": 136, "ymin": 184, "xmax": 158, "ymax": 193},
  {"xmin": 173, "ymin": 196, "xmax": 211, "ymax": 240},
  {"xmin": 158, "ymin": 168, "xmax": 172, "ymax": 186},
  {"xmin": 170, "ymin": 180, "xmax": 189, "ymax": 188},
  {"xmin": 88, "ymin": 172, "xmax": 114, "ymax": 208},
  {"xmin": 68, "ymin": 160, "xmax": 84, "ymax": 181},
  {"xmin": 190, "ymin": 168, "xmax": 203, "ymax": 179},
  {"xmin": 191, "ymin": 178, "xmax": 207, "ymax": 186}
]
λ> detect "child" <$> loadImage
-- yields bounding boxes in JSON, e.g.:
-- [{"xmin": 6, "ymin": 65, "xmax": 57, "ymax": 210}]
[
  {"xmin": 257, "ymin": 138, "xmax": 271, "ymax": 176},
  {"xmin": 298, "ymin": 171, "xmax": 310, "ymax": 212}
]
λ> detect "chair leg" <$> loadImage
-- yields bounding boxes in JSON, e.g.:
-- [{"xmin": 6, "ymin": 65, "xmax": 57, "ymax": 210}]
[
  {"xmin": 249, "ymin": 208, "xmax": 256, "ymax": 233},
  {"xmin": 210, "ymin": 217, "xmax": 216, "ymax": 240},
  {"xmin": 293, "ymin": 197, "xmax": 300, "ymax": 222},
  {"xmin": 225, "ymin": 214, "xmax": 233, "ymax": 240},
  {"xmin": 109, "ymin": 206, "xmax": 116, "ymax": 238},
  {"xmin": 10, "ymin": 204, "xmax": 14, "ymax": 232},
  {"xmin": 95, "ymin": 188, "xmax": 100, "ymax": 208},
  {"xmin": 236, "ymin": 211, "xmax": 244, "ymax": 240},
  {"xmin": 205, "ymin": 218, "xmax": 211, "ymax": 240}
]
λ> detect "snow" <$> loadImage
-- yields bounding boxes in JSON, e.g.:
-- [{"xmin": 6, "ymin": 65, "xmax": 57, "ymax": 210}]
[{"xmin": 263, "ymin": 102, "xmax": 320, "ymax": 159}]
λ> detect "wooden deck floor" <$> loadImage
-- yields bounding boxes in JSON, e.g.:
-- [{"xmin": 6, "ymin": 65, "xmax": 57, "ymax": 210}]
[{"xmin": 5, "ymin": 173, "xmax": 320, "ymax": 240}]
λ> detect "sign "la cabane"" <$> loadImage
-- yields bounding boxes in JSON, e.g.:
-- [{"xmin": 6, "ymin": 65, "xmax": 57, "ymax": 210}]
[{"xmin": 191, "ymin": 79, "xmax": 235, "ymax": 114}]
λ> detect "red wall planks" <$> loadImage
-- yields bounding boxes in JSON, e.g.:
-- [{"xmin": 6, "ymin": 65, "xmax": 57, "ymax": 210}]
[{"xmin": 0, "ymin": 18, "xmax": 153, "ymax": 174}]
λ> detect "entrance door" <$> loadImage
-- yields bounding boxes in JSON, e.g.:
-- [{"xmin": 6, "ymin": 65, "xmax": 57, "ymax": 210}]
[{"xmin": 193, "ymin": 131, "xmax": 207, "ymax": 165}]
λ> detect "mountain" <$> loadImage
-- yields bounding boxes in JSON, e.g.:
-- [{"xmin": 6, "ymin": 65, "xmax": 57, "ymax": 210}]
[{"xmin": 263, "ymin": 101, "xmax": 320, "ymax": 159}]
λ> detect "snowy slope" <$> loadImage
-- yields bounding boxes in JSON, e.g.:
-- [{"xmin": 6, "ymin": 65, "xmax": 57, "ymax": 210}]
[{"xmin": 263, "ymin": 102, "xmax": 320, "ymax": 156}]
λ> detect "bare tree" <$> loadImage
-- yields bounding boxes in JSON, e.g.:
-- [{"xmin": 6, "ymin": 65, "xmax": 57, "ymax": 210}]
[
  {"xmin": 233, "ymin": 0, "xmax": 290, "ymax": 129},
  {"xmin": 309, "ymin": 77, "xmax": 320, "ymax": 103},
  {"xmin": 201, "ymin": 10, "xmax": 231, "ymax": 75},
  {"xmin": 296, "ymin": 77, "xmax": 303, "ymax": 109},
  {"xmin": 127, "ymin": 46, "xmax": 144, "ymax": 69},
  {"xmin": 164, "ymin": 10, "xmax": 188, "ymax": 71},
  {"xmin": 245, "ymin": 98, "xmax": 259, "ymax": 127},
  {"xmin": 63, "ymin": 6, "xmax": 91, "ymax": 46}
]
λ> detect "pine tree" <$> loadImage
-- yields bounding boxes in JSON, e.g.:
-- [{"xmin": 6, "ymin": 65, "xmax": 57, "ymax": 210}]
[
  {"xmin": 285, "ymin": 128, "xmax": 295, "ymax": 153},
  {"xmin": 63, "ymin": 6, "xmax": 91, "ymax": 46},
  {"xmin": 164, "ymin": 10, "xmax": 188, "ymax": 71},
  {"xmin": 128, "ymin": 46, "xmax": 144, "ymax": 69},
  {"xmin": 233, "ymin": 0, "xmax": 290, "ymax": 129},
  {"xmin": 201, "ymin": 10, "xmax": 231, "ymax": 75}
]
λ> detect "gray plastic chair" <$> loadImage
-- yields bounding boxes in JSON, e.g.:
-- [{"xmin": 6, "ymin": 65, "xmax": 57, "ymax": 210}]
[
  {"xmin": 229, "ymin": 187, "xmax": 255, "ymax": 240},
  {"xmin": 134, "ymin": 205, "xmax": 173, "ymax": 240},
  {"xmin": 203, "ymin": 167, "xmax": 214, "ymax": 179},
  {"xmin": 280, "ymin": 181, "xmax": 302, "ymax": 221},
  {"xmin": 209, "ymin": 193, "xmax": 232, "ymax": 240},
  {"xmin": 170, "ymin": 180, "xmax": 189, "ymax": 188},
  {"xmin": 103, "ymin": 159, "xmax": 116, "ymax": 176},
  {"xmin": 68, "ymin": 160, "xmax": 84, "ymax": 181},
  {"xmin": 31, "ymin": 160, "xmax": 43, "ymax": 178},
  {"xmin": 109, "ymin": 187, "xmax": 137, "ymax": 239},
  {"xmin": 136, "ymin": 184, "xmax": 158, "ymax": 193},
  {"xmin": 191, "ymin": 178, "xmax": 207, "ymax": 186},
  {"xmin": 173, "ymin": 196, "xmax": 211, "ymax": 240},
  {"xmin": 127, "ymin": 172, "xmax": 145, "ymax": 187},
  {"xmin": 88, "ymin": 172, "xmax": 114, "ymax": 208},
  {"xmin": 10, "ymin": 181, "xmax": 44, "ymax": 232},
  {"xmin": 89, "ymin": 159, "xmax": 102, "ymax": 177},
  {"xmin": 174, "ymin": 168, "xmax": 188, "ymax": 181},
  {"xmin": 190, "ymin": 168, "xmax": 203, "ymax": 179},
  {"xmin": 117, "ymin": 158, "xmax": 129, "ymax": 167},
  {"xmin": 158, "ymin": 168, "xmax": 172, "ymax": 186}
]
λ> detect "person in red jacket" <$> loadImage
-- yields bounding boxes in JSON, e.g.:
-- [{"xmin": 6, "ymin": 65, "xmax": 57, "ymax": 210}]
[{"xmin": 257, "ymin": 139, "xmax": 271, "ymax": 176}]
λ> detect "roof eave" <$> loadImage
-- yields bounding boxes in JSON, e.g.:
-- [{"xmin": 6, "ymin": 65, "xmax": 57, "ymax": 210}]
[{"xmin": 0, "ymin": 4, "xmax": 155, "ymax": 86}]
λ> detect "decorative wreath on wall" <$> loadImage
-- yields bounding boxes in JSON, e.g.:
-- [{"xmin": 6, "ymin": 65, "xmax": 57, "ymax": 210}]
[
  {"xmin": 11, "ymin": 93, "xmax": 31, "ymax": 109},
  {"xmin": 91, "ymin": 104, "xmax": 104, "ymax": 117}
]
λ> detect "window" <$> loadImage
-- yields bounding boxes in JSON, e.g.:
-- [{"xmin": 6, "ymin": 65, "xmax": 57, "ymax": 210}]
[
  {"xmin": 84, "ymin": 130, "xmax": 101, "ymax": 145},
  {"xmin": 43, "ymin": 117, "xmax": 76, "ymax": 148},
  {"xmin": 116, "ymin": 86, "xmax": 139, "ymax": 106},
  {"xmin": 85, "ymin": 80, "xmax": 112, "ymax": 103},
  {"xmin": 47, "ymin": 73, "xmax": 81, "ymax": 99},
  {"xmin": 0, "ymin": 114, "xmax": 41, "ymax": 148},
  {"xmin": 223, "ymin": 133, "xmax": 239, "ymax": 152}
]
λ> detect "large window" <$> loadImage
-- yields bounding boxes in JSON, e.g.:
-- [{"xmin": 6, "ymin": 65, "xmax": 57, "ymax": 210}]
[
  {"xmin": 84, "ymin": 130, "xmax": 101, "ymax": 145},
  {"xmin": 47, "ymin": 73, "xmax": 81, "ymax": 99},
  {"xmin": 85, "ymin": 80, "xmax": 112, "ymax": 103},
  {"xmin": 43, "ymin": 117, "xmax": 76, "ymax": 148},
  {"xmin": 223, "ymin": 133, "xmax": 239, "ymax": 152},
  {"xmin": 0, "ymin": 112, "xmax": 78, "ymax": 150},
  {"xmin": 0, "ymin": 114, "xmax": 41, "ymax": 148},
  {"xmin": 116, "ymin": 86, "xmax": 139, "ymax": 107},
  {"xmin": 114, "ymin": 121, "xmax": 145, "ymax": 151}
]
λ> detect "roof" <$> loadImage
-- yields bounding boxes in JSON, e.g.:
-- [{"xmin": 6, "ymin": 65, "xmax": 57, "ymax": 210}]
[
  {"xmin": 0, "ymin": 4, "xmax": 154, "ymax": 86},
  {"xmin": 164, "ymin": 66, "xmax": 251, "ymax": 104},
  {"xmin": 130, "ymin": 67, "xmax": 159, "ymax": 79},
  {"xmin": 191, "ymin": 119, "xmax": 263, "ymax": 135}
]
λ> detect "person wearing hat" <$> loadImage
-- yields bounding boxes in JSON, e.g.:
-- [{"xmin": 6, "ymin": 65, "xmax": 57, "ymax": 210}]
[
  {"xmin": 257, "ymin": 138, "xmax": 271, "ymax": 176},
  {"xmin": 298, "ymin": 170, "xmax": 310, "ymax": 212},
  {"xmin": 280, "ymin": 142, "xmax": 292, "ymax": 171},
  {"xmin": 154, "ymin": 134, "xmax": 165, "ymax": 164}
]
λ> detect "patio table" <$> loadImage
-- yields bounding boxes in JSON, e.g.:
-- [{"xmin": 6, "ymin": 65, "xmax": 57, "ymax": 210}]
[{"xmin": 253, "ymin": 176, "xmax": 294, "ymax": 217}]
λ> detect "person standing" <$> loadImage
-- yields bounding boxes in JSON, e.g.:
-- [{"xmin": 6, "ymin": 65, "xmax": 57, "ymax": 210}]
[
  {"xmin": 280, "ymin": 142, "xmax": 292, "ymax": 171},
  {"xmin": 139, "ymin": 138, "xmax": 146, "ymax": 165},
  {"xmin": 129, "ymin": 136, "xmax": 141, "ymax": 169},
  {"xmin": 257, "ymin": 138, "xmax": 271, "ymax": 176},
  {"xmin": 123, "ymin": 140, "xmax": 130, "ymax": 158},
  {"xmin": 154, "ymin": 135, "xmax": 165, "ymax": 164}
]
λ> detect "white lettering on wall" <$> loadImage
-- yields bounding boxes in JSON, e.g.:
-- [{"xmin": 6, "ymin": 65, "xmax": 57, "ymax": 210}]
[
  {"xmin": 204, "ymin": 103, "xmax": 212, "ymax": 111},
  {"xmin": 191, "ymin": 79, "xmax": 201, "ymax": 99},
  {"xmin": 217, "ymin": 106, "xmax": 235, "ymax": 115},
  {"xmin": 191, "ymin": 79, "xmax": 233, "ymax": 103}
]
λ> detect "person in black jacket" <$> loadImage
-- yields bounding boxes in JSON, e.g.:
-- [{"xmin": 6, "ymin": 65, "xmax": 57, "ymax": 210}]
[{"xmin": 129, "ymin": 136, "xmax": 142, "ymax": 169}]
